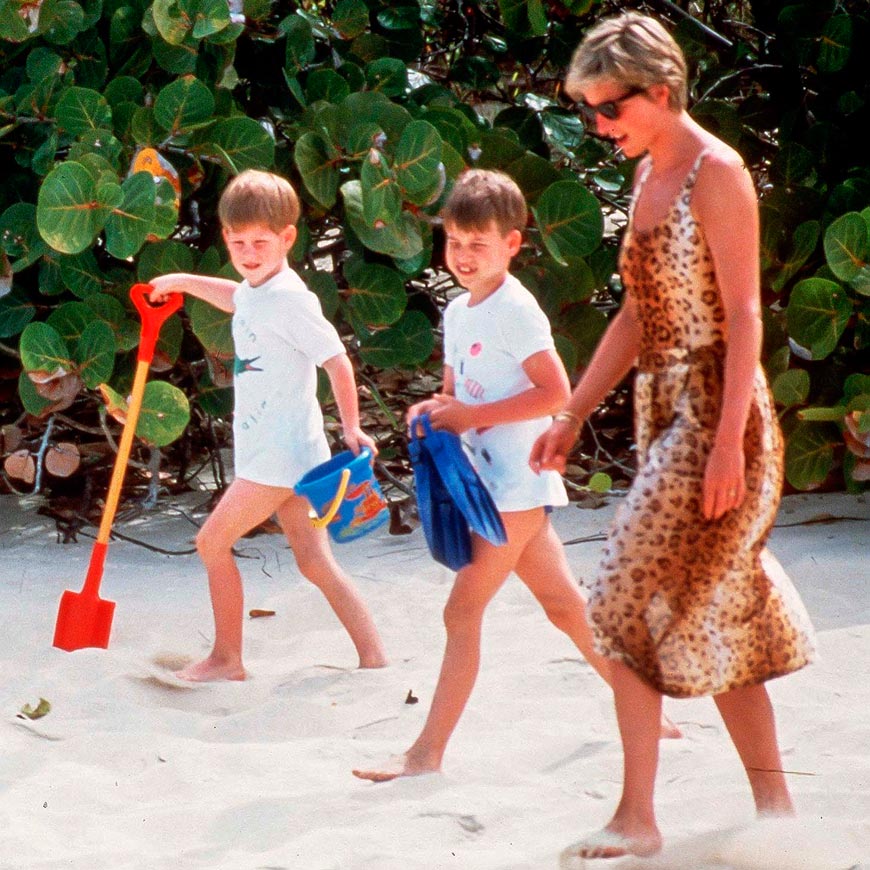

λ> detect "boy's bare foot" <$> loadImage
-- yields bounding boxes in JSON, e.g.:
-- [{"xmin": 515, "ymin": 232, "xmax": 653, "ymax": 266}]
[
  {"xmin": 175, "ymin": 656, "xmax": 246, "ymax": 682},
  {"xmin": 560, "ymin": 826, "xmax": 662, "ymax": 862},
  {"xmin": 660, "ymin": 712, "xmax": 682, "ymax": 739},
  {"xmin": 352, "ymin": 753, "xmax": 439, "ymax": 782}
]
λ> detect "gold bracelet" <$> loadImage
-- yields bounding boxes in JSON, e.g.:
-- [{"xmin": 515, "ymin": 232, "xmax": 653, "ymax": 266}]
[{"xmin": 554, "ymin": 410, "xmax": 582, "ymax": 429}]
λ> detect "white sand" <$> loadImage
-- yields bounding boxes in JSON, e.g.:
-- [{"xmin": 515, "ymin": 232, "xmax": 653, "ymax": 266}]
[{"xmin": 1, "ymin": 490, "xmax": 868, "ymax": 869}]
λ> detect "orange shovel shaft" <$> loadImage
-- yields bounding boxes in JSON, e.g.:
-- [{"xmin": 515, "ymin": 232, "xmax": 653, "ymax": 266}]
[{"xmin": 94, "ymin": 358, "xmax": 151, "ymax": 548}]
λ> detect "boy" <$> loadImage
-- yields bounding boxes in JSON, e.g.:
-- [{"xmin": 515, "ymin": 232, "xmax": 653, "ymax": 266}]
[
  {"xmin": 353, "ymin": 169, "xmax": 638, "ymax": 781},
  {"xmin": 149, "ymin": 169, "xmax": 388, "ymax": 681}
]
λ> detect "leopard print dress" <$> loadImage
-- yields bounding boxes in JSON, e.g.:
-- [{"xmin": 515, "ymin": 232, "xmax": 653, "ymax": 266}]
[{"xmin": 586, "ymin": 151, "xmax": 816, "ymax": 698}]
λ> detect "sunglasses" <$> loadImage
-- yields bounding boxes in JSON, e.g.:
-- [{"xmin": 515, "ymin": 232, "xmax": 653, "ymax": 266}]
[{"xmin": 576, "ymin": 86, "xmax": 646, "ymax": 124}]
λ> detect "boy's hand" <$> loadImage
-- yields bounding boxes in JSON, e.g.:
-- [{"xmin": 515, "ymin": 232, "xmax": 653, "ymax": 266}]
[
  {"xmin": 405, "ymin": 397, "xmax": 443, "ymax": 429},
  {"xmin": 344, "ymin": 426, "xmax": 378, "ymax": 457},
  {"xmin": 426, "ymin": 393, "xmax": 473, "ymax": 434},
  {"xmin": 149, "ymin": 275, "xmax": 184, "ymax": 303}
]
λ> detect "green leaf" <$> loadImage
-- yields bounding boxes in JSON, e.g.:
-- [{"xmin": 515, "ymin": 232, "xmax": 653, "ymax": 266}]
[
  {"xmin": 332, "ymin": 0, "xmax": 369, "ymax": 39},
  {"xmin": 823, "ymin": 211, "xmax": 869, "ymax": 285},
  {"xmin": 75, "ymin": 320, "xmax": 116, "ymax": 388},
  {"xmin": 104, "ymin": 171, "xmax": 157, "ymax": 259},
  {"xmin": 36, "ymin": 161, "xmax": 104, "ymax": 254},
  {"xmin": 186, "ymin": 0, "xmax": 230, "ymax": 39},
  {"xmin": 0, "ymin": 203, "xmax": 49, "ymax": 271},
  {"xmin": 302, "ymin": 268, "xmax": 340, "ymax": 320},
  {"xmin": 136, "ymin": 380, "xmax": 190, "ymax": 446},
  {"xmin": 360, "ymin": 151, "xmax": 402, "ymax": 225},
  {"xmin": 785, "ymin": 277, "xmax": 852, "ymax": 360},
  {"xmin": 138, "ymin": 240, "xmax": 196, "ymax": 281},
  {"xmin": 588, "ymin": 471, "xmax": 612, "ymax": 494},
  {"xmin": 55, "ymin": 86, "xmax": 112, "ymax": 137},
  {"xmin": 39, "ymin": 0, "xmax": 86, "ymax": 44},
  {"xmin": 817, "ymin": 14, "xmax": 851, "ymax": 74},
  {"xmin": 0, "ymin": 292, "xmax": 36, "ymax": 338},
  {"xmin": 152, "ymin": 0, "xmax": 190, "ymax": 44},
  {"xmin": 294, "ymin": 132, "xmax": 340, "ymax": 208},
  {"xmin": 202, "ymin": 116, "xmax": 275, "ymax": 172},
  {"xmin": 46, "ymin": 300, "xmax": 95, "ymax": 346},
  {"xmin": 341, "ymin": 180, "xmax": 423, "ymax": 261},
  {"xmin": 533, "ymin": 181, "xmax": 603, "ymax": 264},
  {"xmin": 394, "ymin": 120, "xmax": 443, "ymax": 205},
  {"xmin": 772, "ymin": 368, "xmax": 810, "ymax": 409},
  {"xmin": 18, "ymin": 370, "xmax": 55, "ymax": 417},
  {"xmin": 306, "ymin": 69, "xmax": 350, "ymax": 105},
  {"xmin": 188, "ymin": 295, "xmax": 233, "ymax": 355},
  {"xmin": 365, "ymin": 58, "xmax": 408, "ymax": 97},
  {"xmin": 771, "ymin": 220, "xmax": 819, "ymax": 293},
  {"xmin": 153, "ymin": 75, "xmax": 215, "ymax": 135},
  {"xmin": 784, "ymin": 421, "xmax": 839, "ymax": 490},
  {"xmin": 358, "ymin": 310, "xmax": 434, "ymax": 367},
  {"xmin": 282, "ymin": 14, "xmax": 315, "ymax": 74},
  {"xmin": 20, "ymin": 321, "xmax": 73, "ymax": 376},
  {"xmin": 344, "ymin": 260, "xmax": 407, "ymax": 326}
]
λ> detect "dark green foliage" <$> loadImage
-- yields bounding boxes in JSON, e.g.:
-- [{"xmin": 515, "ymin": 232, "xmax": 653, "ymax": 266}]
[{"xmin": 0, "ymin": 0, "xmax": 867, "ymax": 496}]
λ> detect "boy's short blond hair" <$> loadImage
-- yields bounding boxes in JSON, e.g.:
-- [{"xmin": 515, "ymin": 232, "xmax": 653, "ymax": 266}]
[
  {"xmin": 218, "ymin": 169, "xmax": 301, "ymax": 232},
  {"xmin": 441, "ymin": 169, "xmax": 527, "ymax": 235},
  {"xmin": 566, "ymin": 12, "xmax": 688, "ymax": 111}
]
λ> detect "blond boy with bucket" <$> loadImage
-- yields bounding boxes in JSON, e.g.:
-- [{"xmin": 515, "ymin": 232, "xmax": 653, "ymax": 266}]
[{"xmin": 149, "ymin": 169, "xmax": 387, "ymax": 681}]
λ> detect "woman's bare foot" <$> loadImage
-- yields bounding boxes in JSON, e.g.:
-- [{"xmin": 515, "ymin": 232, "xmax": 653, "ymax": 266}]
[
  {"xmin": 358, "ymin": 654, "xmax": 389, "ymax": 669},
  {"xmin": 560, "ymin": 825, "xmax": 662, "ymax": 862},
  {"xmin": 175, "ymin": 655, "xmax": 246, "ymax": 682},
  {"xmin": 352, "ymin": 753, "xmax": 440, "ymax": 782},
  {"xmin": 660, "ymin": 712, "xmax": 682, "ymax": 739}
]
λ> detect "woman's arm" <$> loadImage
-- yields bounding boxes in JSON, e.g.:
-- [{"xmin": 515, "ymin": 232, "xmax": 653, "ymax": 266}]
[
  {"xmin": 149, "ymin": 273, "xmax": 239, "ymax": 312},
  {"xmin": 692, "ymin": 152, "xmax": 762, "ymax": 520},
  {"xmin": 530, "ymin": 298, "xmax": 642, "ymax": 473}
]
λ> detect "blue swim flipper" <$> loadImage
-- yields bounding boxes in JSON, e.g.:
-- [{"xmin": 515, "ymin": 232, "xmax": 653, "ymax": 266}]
[{"xmin": 409, "ymin": 414, "xmax": 506, "ymax": 570}]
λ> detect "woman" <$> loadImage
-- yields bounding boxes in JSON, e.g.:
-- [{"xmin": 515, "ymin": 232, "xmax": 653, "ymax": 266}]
[{"xmin": 530, "ymin": 12, "xmax": 816, "ymax": 860}]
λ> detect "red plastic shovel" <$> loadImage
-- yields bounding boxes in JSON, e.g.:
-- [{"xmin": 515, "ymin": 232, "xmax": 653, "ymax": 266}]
[{"xmin": 53, "ymin": 284, "xmax": 182, "ymax": 652}]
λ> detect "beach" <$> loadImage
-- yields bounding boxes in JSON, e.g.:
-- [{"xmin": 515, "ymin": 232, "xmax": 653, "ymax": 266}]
[{"xmin": 1, "ymin": 489, "xmax": 868, "ymax": 869}]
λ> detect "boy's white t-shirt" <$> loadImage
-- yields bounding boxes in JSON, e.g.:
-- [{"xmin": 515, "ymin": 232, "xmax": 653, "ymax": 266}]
[
  {"xmin": 442, "ymin": 274, "xmax": 568, "ymax": 512},
  {"xmin": 231, "ymin": 265, "xmax": 345, "ymax": 488}
]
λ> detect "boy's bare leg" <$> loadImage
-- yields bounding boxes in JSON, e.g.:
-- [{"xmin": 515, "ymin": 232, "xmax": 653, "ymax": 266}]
[
  {"xmin": 714, "ymin": 683, "xmax": 795, "ymax": 817},
  {"xmin": 352, "ymin": 509, "xmax": 543, "ymax": 782},
  {"xmin": 277, "ymin": 494, "xmax": 387, "ymax": 669},
  {"xmin": 562, "ymin": 661, "xmax": 664, "ymax": 859},
  {"xmin": 514, "ymin": 519, "xmax": 682, "ymax": 739},
  {"xmin": 177, "ymin": 479, "xmax": 296, "ymax": 682}
]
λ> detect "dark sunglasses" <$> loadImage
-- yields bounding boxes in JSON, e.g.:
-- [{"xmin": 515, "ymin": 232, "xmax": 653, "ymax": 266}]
[{"xmin": 576, "ymin": 86, "xmax": 646, "ymax": 124}]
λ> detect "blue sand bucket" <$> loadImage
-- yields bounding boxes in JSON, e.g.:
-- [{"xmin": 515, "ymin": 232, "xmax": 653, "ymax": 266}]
[{"xmin": 294, "ymin": 447, "xmax": 389, "ymax": 543}]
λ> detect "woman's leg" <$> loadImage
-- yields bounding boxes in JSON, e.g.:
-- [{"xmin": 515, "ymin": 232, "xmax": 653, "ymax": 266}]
[
  {"xmin": 277, "ymin": 493, "xmax": 387, "ymax": 669},
  {"xmin": 514, "ymin": 518, "xmax": 681, "ymax": 739},
  {"xmin": 714, "ymin": 682, "xmax": 795, "ymax": 816},
  {"xmin": 562, "ymin": 661, "xmax": 664, "ymax": 859}
]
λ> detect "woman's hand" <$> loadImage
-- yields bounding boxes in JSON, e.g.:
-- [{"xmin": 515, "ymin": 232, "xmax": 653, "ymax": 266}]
[
  {"xmin": 702, "ymin": 439, "xmax": 746, "ymax": 520},
  {"xmin": 529, "ymin": 417, "xmax": 581, "ymax": 475}
]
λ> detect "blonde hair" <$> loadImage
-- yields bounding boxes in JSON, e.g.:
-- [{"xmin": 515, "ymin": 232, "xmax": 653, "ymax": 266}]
[
  {"xmin": 566, "ymin": 12, "xmax": 688, "ymax": 111},
  {"xmin": 441, "ymin": 169, "xmax": 527, "ymax": 235},
  {"xmin": 218, "ymin": 169, "xmax": 301, "ymax": 231}
]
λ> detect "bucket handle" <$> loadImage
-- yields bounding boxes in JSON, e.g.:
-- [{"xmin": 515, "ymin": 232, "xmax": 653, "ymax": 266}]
[{"xmin": 309, "ymin": 467, "xmax": 351, "ymax": 528}]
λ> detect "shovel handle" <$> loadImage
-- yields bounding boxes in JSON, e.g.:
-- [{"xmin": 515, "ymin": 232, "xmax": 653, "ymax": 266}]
[{"xmin": 130, "ymin": 283, "xmax": 183, "ymax": 364}]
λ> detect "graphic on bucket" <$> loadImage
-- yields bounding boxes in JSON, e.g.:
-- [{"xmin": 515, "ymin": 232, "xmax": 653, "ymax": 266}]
[{"xmin": 294, "ymin": 447, "xmax": 389, "ymax": 543}]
